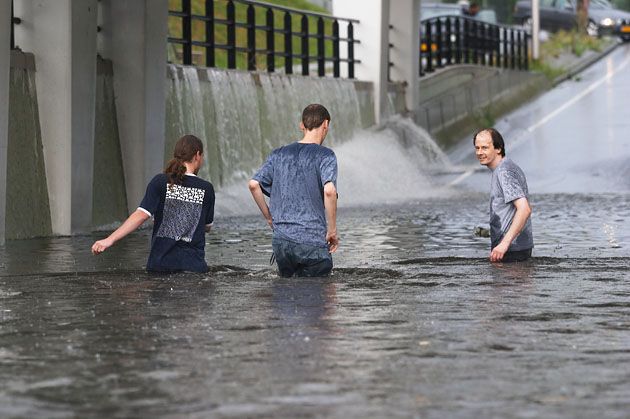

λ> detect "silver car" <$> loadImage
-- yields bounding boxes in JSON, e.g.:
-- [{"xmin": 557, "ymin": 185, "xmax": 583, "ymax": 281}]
[{"xmin": 513, "ymin": 0, "xmax": 630, "ymax": 40}]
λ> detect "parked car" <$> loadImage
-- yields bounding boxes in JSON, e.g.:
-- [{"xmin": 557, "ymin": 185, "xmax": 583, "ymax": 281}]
[
  {"xmin": 421, "ymin": 2, "xmax": 463, "ymax": 20},
  {"xmin": 513, "ymin": 0, "xmax": 630, "ymax": 40},
  {"xmin": 420, "ymin": 2, "xmax": 497, "ymax": 24},
  {"xmin": 419, "ymin": 2, "xmax": 499, "ymax": 54}
]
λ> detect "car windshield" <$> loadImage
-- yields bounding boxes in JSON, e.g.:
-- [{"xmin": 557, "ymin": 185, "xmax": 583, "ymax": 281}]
[
  {"xmin": 476, "ymin": 10, "xmax": 497, "ymax": 24},
  {"xmin": 421, "ymin": 5, "xmax": 462, "ymax": 19},
  {"xmin": 569, "ymin": 0, "xmax": 614, "ymax": 9},
  {"xmin": 588, "ymin": 0, "xmax": 613, "ymax": 10},
  {"xmin": 589, "ymin": 0, "xmax": 613, "ymax": 9}
]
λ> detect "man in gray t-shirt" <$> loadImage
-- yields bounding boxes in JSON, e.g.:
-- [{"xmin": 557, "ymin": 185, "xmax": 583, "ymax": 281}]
[
  {"xmin": 249, "ymin": 104, "xmax": 339, "ymax": 277},
  {"xmin": 474, "ymin": 128, "xmax": 533, "ymax": 262}
]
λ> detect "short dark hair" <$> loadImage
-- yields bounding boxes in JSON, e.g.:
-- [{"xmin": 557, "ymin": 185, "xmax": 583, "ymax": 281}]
[
  {"xmin": 302, "ymin": 104, "xmax": 331, "ymax": 130},
  {"xmin": 473, "ymin": 128, "xmax": 505, "ymax": 157}
]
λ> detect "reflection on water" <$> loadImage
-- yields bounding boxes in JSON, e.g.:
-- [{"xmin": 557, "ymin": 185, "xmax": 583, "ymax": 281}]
[{"xmin": 1, "ymin": 193, "xmax": 629, "ymax": 417}]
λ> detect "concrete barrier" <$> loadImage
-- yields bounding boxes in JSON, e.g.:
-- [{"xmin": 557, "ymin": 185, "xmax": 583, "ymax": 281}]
[
  {"xmin": 92, "ymin": 57, "xmax": 128, "ymax": 230},
  {"xmin": 414, "ymin": 65, "xmax": 550, "ymax": 149},
  {"xmin": 6, "ymin": 51, "xmax": 52, "ymax": 239}
]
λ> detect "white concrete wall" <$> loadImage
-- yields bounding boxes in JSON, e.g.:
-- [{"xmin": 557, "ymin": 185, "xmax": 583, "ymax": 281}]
[
  {"xmin": 0, "ymin": 0, "xmax": 11, "ymax": 245},
  {"xmin": 389, "ymin": 0, "xmax": 420, "ymax": 114},
  {"xmin": 333, "ymin": 0, "xmax": 421, "ymax": 122},
  {"xmin": 14, "ymin": 0, "xmax": 98, "ymax": 235},
  {"xmin": 102, "ymin": 0, "xmax": 168, "ymax": 212},
  {"xmin": 333, "ymin": 0, "xmax": 390, "ymax": 124}
]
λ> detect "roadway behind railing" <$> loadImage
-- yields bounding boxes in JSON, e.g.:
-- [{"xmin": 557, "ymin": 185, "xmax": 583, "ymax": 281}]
[
  {"xmin": 419, "ymin": 16, "xmax": 529, "ymax": 76},
  {"xmin": 168, "ymin": 0, "xmax": 360, "ymax": 79}
]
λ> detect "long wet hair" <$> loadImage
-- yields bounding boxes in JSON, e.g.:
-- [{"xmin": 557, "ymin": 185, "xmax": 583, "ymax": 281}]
[{"xmin": 164, "ymin": 135, "xmax": 204, "ymax": 187}]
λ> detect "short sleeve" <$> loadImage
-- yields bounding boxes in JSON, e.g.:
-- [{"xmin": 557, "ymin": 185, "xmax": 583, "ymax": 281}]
[
  {"xmin": 252, "ymin": 152, "xmax": 274, "ymax": 197},
  {"xmin": 205, "ymin": 184, "xmax": 215, "ymax": 225},
  {"xmin": 138, "ymin": 175, "xmax": 164, "ymax": 217},
  {"xmin": 500, "ymin": 169, "xmax": 526, "ymax": 203},
  {"xmin": 319, "ymin": 150, "xmax": 338, "ymax": 187}
]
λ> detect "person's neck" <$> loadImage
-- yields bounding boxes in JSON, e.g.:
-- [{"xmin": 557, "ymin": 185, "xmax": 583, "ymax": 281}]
[
  {"xmin": 488, "ymin": 156, "xmax": 504, "ymax": 170},
  {"xmin": 299, "ymin": 131, "xmax": 323, "ymax": 145},
  {"xmin": 184, "ymin": 162, "xmax": 198, "ymax": 175}
]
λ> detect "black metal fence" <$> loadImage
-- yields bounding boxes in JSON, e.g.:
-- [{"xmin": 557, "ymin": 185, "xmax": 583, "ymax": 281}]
[
  {"xmin": 168, "ymin": 0, "xmax": 360, "ymax": 78},
  {"xmin": 10, "ymin": 0, "xmax": 21, "ymax": 50},
  {"xmin": 419, "ymin": 16, "xmax": 529, "ymax": 76}
]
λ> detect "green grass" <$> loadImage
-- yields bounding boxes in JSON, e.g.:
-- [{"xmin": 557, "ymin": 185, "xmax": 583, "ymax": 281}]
[
  {"xmin": 541, "ymin": 30, "xmax": 604, "ymax": 58},
  {"xmin": 529, "ymin": 59, "xmax": 566, "ymax": 81},
  {"xmin": 168, "ymin": 0, "xmax": 338, "ymax": 71},
  {"xmin": 530, "ymin": 30, "xmax": 607, "ymax": 80}
]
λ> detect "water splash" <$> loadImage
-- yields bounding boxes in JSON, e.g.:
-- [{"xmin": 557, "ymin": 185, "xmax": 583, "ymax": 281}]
[
  {"xmin": 166, "ymin": 67, "xmax": 368, "ymax": 188},
  {"xmin": 214, "ymin": 116, "xmax": 454, "ymax": 215},
  {"xmin": 335, "ymin": 118, "xmax": 454, "ymax": 206},
  {"xmin": 603, "ymin": 223, "xmax": 621, "ymax": 248}
]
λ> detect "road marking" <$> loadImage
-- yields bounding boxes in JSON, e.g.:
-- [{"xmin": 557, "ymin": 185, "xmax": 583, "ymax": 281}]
[{"xmin": 449, "ymin": 51, "xmax": 630, "ymax": 187}]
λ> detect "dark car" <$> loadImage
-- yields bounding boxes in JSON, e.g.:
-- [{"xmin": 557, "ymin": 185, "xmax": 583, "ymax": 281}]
[
  {"xmin": 419, "ymin": 2, "xmax": 499, "ymax": 54},
  {"xmin": 421, "ymin": 2, "xmax": 497, "ymax": 24},
  {"xmin": 514, "ymin": 0, "xmax": 630, "ymax": 40}
]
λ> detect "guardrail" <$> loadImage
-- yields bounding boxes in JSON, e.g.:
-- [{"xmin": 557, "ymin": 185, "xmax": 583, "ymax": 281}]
[
  {"xmin": 10, "ymin": 0, "xmax": 21, "ymax": 50},
  {"xmin": 419, "ymin": 16, "xmax": 528, "ymax": 76},
  {"xmin": 168, "ymin": 0, "xmax": 360, "ymax": 78}
]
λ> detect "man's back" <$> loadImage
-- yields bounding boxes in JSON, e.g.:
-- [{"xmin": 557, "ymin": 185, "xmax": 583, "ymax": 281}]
[{"xmin": 253, "ymin": 142, "xmax": 337, "ymax": 247}]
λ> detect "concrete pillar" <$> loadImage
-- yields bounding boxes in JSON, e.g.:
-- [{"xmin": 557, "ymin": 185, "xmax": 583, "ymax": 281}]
[
  {"xmin": 532, "ymin": 0, "xmax": 540, "ymax": 60},
  {"xmin": 102, "ymin": 0, "xmax": 168, "ymax": 211},
  {"xmin": 333, "ymin": 0, "xmax": 390, "ymax": 124},
  {"xmin": 14, "ymin": 0, "xmax": 98, "ymax": 235},
  {"xmin": 389, "ymin": 0, "xmax": 420, "ymax": 115},
  {"xmin": 0, "ymin": 0, "xmax": 11, "ymax": 245}
]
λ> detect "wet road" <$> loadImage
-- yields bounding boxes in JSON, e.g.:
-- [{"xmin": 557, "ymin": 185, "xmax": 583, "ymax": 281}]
[
  {"xmin": 449, "ymin": 42, "xmax": 630, "ymax": 194},
  {"xmin": 1, "ymin": 44, "xmax": 630, "ymax": 418}
]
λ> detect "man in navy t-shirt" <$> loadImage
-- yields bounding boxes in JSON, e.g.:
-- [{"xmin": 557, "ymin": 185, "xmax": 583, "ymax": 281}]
[
  {"xmin": 92, "ymin": 135, "xmax": 215, "ymax": 272},
  {"xmin": 249, "ymin": 104, "xmax": 339, "ymax": 277}
]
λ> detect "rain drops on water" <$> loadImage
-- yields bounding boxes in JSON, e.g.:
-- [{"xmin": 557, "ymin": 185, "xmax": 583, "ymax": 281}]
[{"xmin": 603, "ymin": 223, "xmax": 621, "ymax": 248}]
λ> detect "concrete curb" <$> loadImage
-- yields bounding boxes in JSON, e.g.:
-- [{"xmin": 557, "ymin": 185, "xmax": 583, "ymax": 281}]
[{"xmin": 552, "ymin": 40, "xmax": 621, "ymax": 86}]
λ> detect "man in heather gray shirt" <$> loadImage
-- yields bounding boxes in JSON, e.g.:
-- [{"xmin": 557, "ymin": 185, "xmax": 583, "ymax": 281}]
[
  {"xmin": 474, "ymin": 128, "xmax": 533, "ymax": 262},
  {"xmin": 249, "ymin": 104, "xmax": 339, "ymax": 277}
]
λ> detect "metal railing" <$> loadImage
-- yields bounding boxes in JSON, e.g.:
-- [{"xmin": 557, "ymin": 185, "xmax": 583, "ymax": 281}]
[
  {"xmin": 168, "ymin": 0, "xmax": 360, "ymax": 78},
  {"xmin": 10, "ymin": 0, "xmax": 21, "ymax": 50},
  {"xmin": 419, "ymin": 16, "xmax": 528, "ymax": 76}
]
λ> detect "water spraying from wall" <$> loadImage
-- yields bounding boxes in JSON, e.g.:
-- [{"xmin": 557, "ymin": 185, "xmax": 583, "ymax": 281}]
[
  {"xmin": 165, "ymin": 65, "xmax": 452, "ymax": 216},
  {"xmin": 214, "ymin": 116, "xmax": 455, "ymax": 216},
  {"xmin": 335, "ymin": 116, "xmax": 454, "ymax": 206},
  {"xmin": 165, "ymin": 66, "xmax": 372, "ymax": 188}
]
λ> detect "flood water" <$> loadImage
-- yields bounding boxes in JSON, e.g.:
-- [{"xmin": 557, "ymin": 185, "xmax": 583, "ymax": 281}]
[
  {"xmin": 1, "ymin": 192, "xmax": 630, "ymax": 418},
  {"xmin": 2, "ymin": 43, "xmax": 630, "ymax": 419}
]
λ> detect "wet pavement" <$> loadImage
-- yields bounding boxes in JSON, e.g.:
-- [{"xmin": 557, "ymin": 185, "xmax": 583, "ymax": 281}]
[{"xmin": 1, "ymin": 45, "xmax": 630, "ymax": 418}]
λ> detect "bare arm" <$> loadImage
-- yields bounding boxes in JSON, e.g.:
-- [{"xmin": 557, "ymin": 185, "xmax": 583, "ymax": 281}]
[
  {"xmin": 91, "ymin": 209, "xmax": 150, "ymax": 255},
  {"xmin": 490, "ymin": 197, "xmax": 532, "ymax": 262},
  {"xmin": 324, "ymin": 182, "xmax": 339, "ymax": 253},
  {"xmin": 248, "ymin": 179, "xmax": 273, "ymax": 229}
]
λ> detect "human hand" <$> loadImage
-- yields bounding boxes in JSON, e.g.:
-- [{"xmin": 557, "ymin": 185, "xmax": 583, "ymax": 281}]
[
  {"xmin": 92, "ymin": 238, "xmax": 114, "ymax": 255},
  {"xmin": 490, "ymin": 242, "xmax": 509, "ymax": 262},
  {"xmin": 266, "ymin": 217, "xmax": 273, "ymax": 230},
  {"xmin": 326, "ymin": 230, "xmax": 339, "ymax": 253}
]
